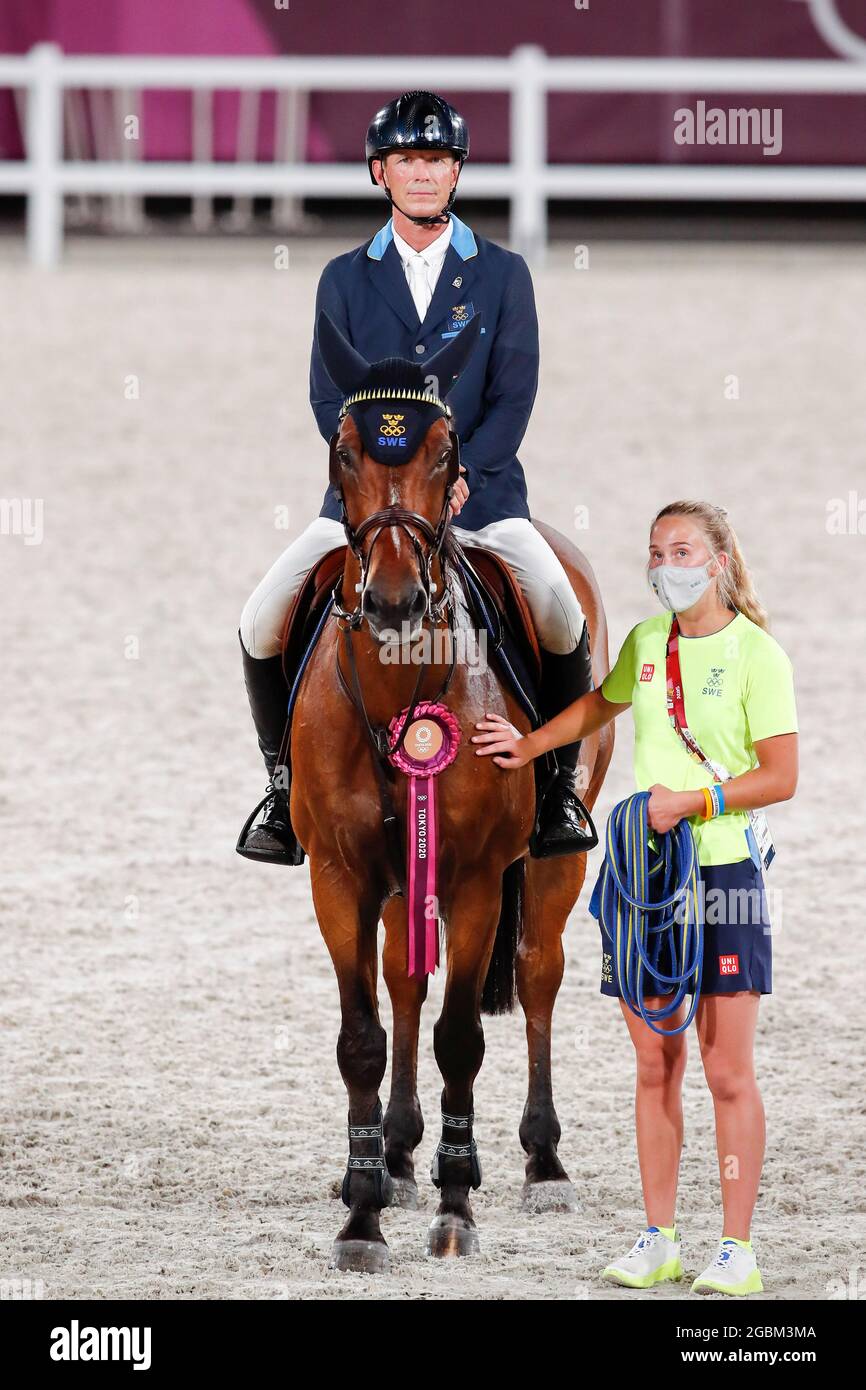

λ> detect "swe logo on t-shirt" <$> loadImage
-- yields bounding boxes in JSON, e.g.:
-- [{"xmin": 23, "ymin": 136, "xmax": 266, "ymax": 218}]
[{"xmin": 702, "ymin": 666, "xmax": 726, "ymax": 697}]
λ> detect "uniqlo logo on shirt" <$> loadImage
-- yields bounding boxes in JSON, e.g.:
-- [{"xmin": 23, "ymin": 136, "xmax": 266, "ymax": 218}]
[
  {"xmin": 719, "ymin": 953, "xmax": 740, "ymax": 976},
  {"xmin": 639, "ymin": 663, "xmax": 655, "ymax": 682}
]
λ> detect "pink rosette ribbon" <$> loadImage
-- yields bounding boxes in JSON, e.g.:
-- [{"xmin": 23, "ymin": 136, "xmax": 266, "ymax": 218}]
[{"xmin": 387, "ymin": 701, "xmax": 461, "ymax": 978}]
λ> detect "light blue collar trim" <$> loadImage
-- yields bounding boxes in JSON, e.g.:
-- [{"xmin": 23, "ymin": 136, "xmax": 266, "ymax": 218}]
[
  {"xmin": 366, "ymin": 220, "xmax": 394, "ymax": 260},
  {"xmin": 366, "ymin": 213, "xmax": 477, "ymax": 262},
  {"xmin": 448, "ymin": 214, "xmax": 478, "ymax": 260}
]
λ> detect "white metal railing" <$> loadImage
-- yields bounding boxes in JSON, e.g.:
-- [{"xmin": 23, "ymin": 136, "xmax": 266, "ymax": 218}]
[
  {"xmin": 793, "ymin": 0, "xmax": 866, "ymax": 61},
  {"xmin": 1, "ymin": 41, "xmax": 866, "ymax": 266}
]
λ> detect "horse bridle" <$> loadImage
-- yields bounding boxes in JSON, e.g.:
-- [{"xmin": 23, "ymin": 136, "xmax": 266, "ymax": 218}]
[{"xmin": 329, "ymin": 435, "xmax": 460, "ymax": 631}]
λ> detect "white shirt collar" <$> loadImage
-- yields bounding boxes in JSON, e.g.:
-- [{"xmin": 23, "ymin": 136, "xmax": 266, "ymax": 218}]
[{"xmin": 391, "ymin": 217, "xmax": 453, "ymax": 267}]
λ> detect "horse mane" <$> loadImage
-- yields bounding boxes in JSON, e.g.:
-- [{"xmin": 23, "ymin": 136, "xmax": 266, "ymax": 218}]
[{"xmin": 360, "ymin": 357, "xmax": 432, "ymax": 393}]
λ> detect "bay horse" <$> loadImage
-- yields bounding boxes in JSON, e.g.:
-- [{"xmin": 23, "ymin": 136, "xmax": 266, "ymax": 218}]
[{"xmin": 290, "ymin": 311, "xmax": 613, "ymax": 1271}]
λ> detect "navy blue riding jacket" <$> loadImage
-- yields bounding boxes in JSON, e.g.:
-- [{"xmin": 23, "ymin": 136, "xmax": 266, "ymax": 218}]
[{"xmin": 309, "ymin": 213, "xmax": 539, "ymax": 532}]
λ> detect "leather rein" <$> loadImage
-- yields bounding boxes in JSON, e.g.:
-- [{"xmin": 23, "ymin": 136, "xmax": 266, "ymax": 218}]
[{"xmin": 330, "ymin": 483, "xmax": 460, "ymax": 898}]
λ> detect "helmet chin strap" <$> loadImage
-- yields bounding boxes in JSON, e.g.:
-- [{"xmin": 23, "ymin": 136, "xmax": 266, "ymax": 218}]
[{"xmin": 381, "ymin": 173, "xmax": 460, "ymax": 228}]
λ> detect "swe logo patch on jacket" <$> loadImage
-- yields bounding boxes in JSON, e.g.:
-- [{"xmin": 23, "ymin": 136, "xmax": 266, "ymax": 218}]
[{"xmin": 442, "ymin": 302, "xmax": 476, "ymax": 338}]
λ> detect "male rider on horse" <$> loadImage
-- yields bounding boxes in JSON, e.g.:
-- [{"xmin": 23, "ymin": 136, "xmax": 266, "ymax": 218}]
[{"xmin": 237, "ymin": 90, "xmax": 593, "ymax": 864}]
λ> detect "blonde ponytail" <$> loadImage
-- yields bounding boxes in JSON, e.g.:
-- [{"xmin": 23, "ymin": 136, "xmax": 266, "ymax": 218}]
[{"xmin": 651, "ymin": 500, "xmax": 769, "ymax": 631}]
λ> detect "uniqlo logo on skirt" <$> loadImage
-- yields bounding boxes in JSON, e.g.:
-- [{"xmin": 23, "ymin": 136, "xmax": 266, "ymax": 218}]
[
  {"xmin": 719, "ymin": 953, "xmax": 740, "ymax": 976},
  {"xmin": 639, "ymin": 663, "xmax": 655, "ymax": 682}
]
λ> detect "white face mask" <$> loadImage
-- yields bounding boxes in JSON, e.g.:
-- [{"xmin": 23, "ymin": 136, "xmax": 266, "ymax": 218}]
[{"xmin": 648, "ymin": 561, "xmax": 713, "ymax": 612}]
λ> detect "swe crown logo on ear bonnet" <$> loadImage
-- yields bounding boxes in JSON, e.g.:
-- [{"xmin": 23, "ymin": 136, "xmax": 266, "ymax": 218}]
[
  {"xmin": 379, "ymin": 413, "xmax": 406, "ymax": 437},
  {"xmin": 347, "ymin": 387, "xmax": 452, "ymax": 465}
]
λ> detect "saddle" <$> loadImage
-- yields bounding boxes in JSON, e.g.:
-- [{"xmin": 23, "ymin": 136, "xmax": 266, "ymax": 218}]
[
  {"xmin": 278, "ymin": 539, "xmax": 557, "ymax": 869},
  {"xmin": 280, "ymin": 541, "xmax": 542, "ymax": 723}
]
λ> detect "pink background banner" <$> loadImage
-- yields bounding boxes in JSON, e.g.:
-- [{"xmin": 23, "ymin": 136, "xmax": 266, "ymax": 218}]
[{"xmin": 1, "ymin": 1, "xmax": 864, "ymax": 167}]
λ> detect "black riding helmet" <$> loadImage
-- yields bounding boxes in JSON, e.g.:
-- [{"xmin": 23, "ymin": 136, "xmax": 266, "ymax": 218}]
[{"xmin": 365, "ymin": 91, "xmax": 470, "ymax": 228}]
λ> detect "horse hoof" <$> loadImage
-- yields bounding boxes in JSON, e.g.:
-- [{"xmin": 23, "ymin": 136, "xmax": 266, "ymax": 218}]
[
  {"xmin": 387, "ymin": 1177, "xmax": 420, "ymax": 1210},
  {"xmin": 425, "ymin": 1214, "xmax": 480, "ymax": 1257},
  {"xmin": 329, "ymin": 1239, "xmax": 391, "ymax": 1274},
  {"xmin": 520, "ymin": 1179, "xmax": 578, "ymax": 1214}
]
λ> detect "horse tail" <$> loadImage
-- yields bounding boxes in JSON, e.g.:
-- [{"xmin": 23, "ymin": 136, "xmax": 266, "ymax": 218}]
[{"xmin": 481, "ymin": 857, "xmax": 525, "ymax": 1016}]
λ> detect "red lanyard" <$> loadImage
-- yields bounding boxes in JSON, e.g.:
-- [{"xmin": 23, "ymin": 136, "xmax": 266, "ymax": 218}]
[{"xmin": 665, "ymin": 615, "xmax": 718, "ymax": 776}]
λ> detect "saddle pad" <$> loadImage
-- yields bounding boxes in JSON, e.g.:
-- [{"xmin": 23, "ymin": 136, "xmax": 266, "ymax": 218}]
[
  {"xmin": 452, "ymin": 547, "xmax": 541, "ymax": 727},
  {"xmin": 281, "ymin": 545, "xmax": 346, "ymax": 686},
  {"xmin": 461, "ymin": 545, "xmax": 541, "ymax": 681}
]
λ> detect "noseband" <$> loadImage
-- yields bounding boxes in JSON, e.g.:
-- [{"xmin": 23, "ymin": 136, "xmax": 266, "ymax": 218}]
[{"xmin": 330, "ymin": 451, "xmax": 459, "ymax": 632}]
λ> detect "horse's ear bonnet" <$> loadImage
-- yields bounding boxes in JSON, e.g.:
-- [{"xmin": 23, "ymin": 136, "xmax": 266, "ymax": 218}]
[{"xmin": 316, "ymin": 311, "xmax": 482, "ymax": 467}]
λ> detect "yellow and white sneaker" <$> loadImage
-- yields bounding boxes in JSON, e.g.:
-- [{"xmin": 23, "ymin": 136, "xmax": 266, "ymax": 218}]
[
  {"xmin": 602, "ymin": 1227, "xmax": 683, "ymax": 1289},
  {"xmin": 692, "ymin": 1238, "xmax": 763, "ymax": 1295}
]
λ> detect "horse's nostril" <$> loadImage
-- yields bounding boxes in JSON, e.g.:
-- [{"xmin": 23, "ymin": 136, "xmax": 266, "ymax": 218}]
[
  {"xmin": 362, "ymin": 588, "xmax": 382, "ymax": 618},
  {"xmin": 363, "ymin": 586, "xmax": 426, "ymax": 625}
]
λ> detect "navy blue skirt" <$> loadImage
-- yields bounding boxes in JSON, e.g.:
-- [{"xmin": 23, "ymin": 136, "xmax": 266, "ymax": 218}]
[{"xmin": 598, "ymin": 858, "xmax": 772, "ymax": 998}]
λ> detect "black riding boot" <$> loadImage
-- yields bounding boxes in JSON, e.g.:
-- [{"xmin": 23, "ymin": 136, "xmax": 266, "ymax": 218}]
[
  {"xmin": 530, "ymin": 625, "xmax": 598, "ymax": 858},
  {"xmin": 236, "ymin": 634, "xmax": 306, "ymax": 866}
]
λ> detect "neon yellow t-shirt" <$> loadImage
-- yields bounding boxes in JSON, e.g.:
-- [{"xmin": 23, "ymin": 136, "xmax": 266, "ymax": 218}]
[{"xmin": 600, "ymin": 611, "xmax": 798, "ymax": 866}]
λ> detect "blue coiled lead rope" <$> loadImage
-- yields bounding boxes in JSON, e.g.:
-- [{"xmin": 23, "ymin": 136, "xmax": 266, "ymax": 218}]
[{"xmin": 590, "ymin": 792, "xmax": 704, "ymax": 1035}]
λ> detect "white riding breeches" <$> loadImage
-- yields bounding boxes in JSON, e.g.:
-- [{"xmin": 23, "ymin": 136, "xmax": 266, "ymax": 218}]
[{"xmin": 240, "ymin": 516, "xmax": 585, "ymax": 659}]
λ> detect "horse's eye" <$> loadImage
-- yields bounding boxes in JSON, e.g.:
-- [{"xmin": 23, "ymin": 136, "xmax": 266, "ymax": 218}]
[{"xmin": 337, "ymin": 449, "xmax": 351, "ymax": 466}]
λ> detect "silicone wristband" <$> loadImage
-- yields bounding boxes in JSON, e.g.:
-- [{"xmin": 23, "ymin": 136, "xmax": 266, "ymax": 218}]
[
  {"xmin": 701, "ymin": 787, "xmax": 714, "ymax": 820},
  {"xmin": 714, "ymin": 784, "xmax": 726, "ymax": 816}
]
